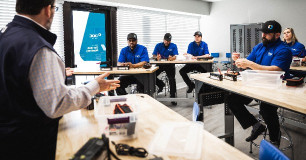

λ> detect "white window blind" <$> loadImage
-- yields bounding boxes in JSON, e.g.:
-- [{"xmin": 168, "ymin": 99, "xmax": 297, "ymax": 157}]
[
  {"xmin": 0, "ymin": 0, "xmax": 16, "ymax": 29},
  {"xmin": 117, "ymin": 7, "xmax": 200, "ymax": 57},
  {"xmin": 0, "ymin": 0, "xmax": 65, "ymax": 61}
]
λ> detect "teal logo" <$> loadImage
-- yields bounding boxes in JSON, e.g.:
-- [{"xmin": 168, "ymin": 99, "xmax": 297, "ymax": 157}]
[
  {"xmin": 268, "ymin": 25, "xmax": 273, "ymax": 30},
  {"xmin": 80, "ymin": 12, "xmax": 106, "ymax": 61}
]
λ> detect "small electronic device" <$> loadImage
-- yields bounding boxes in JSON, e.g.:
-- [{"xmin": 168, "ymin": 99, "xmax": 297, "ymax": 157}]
[
  {"xmin": 70, "ymin": 134, "xmax": 110, "ymax": 160},
  {"xmin": 197, "ymin": 56, "xmax": 213, "ymax": 61},
  {"xmin": 117, "ymin": 66, "xmax": 130, "ymax": 70},
  {"xmin": 143, "ymin": 63, "xmax": 152, "ymax": 69},
  {"xmin": 209, "ymin": 73, "xmax": 223, "ymax": 81},
  {"xmin": 286, "ymin": 77, "xmax": 304, "ymax": 86},
  {"xmin": 224, "ymin": 71, "xmax": 239, "ymax": 81},
  {"xmin": 100, "ymin": 61, "xmax": 112, "ymax": 71}
]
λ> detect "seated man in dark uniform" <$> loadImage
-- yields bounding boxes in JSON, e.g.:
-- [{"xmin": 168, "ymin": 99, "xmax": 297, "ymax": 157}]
[
  {"xmin": 116, "ymin": 33, "xmax": 149, "ymax": 95},
  {"xmin": 231, "ymin": 20, "xmax": 292, "ymax": 146},
  {"xmin": 153, "ymin": 33, "xmax": 178, "ymax": 105}
]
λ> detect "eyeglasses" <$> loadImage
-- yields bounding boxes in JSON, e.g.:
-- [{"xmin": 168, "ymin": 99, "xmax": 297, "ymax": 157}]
[{"xmin": 51, "ymin": 5, "xmax": 58, "ymax": 12}]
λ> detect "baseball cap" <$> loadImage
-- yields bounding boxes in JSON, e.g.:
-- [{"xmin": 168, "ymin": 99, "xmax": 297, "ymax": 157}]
[
  {"xmin": 194, "ymin": 31, "xmax": 202, "ymax": 37},
  {"xmin": 127, "ymin": 33, "xmax": 137, "ymax": 40},
  {"xmin": 164, "ymin": 33, "xmax": 172, "ymax": 41},
  {"xmin": 260, "ymin": 20, "xmax": 282, "ymax": 33}
]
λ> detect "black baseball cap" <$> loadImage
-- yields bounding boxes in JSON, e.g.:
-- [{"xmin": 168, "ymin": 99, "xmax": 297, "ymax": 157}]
[
  {"xmin": 260, "ymin": 20, "xmax": 282, "ymax": 33},
  {"xmin": 127, "ymin": 33, "xmax": 137, "ymax": 40},
  {"xmin": 164, "ymin": 33, "xmax": 172, "ymax": 41},
  {"xmin": 194, "ymin": 31, "xmax": 202, "ymax": 37}
]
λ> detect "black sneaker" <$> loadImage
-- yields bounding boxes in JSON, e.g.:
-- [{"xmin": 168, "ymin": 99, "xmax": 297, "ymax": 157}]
[
  {"xmin": 157, "ymin": 83, "xmax": 165, "ymax": 93},
  {"xmin": 245, "ymin": 122, "xmax": 266, "ymax": 142},
  {"xmin": 171, "ymin": 101, "xmax": 177, "ymax": 105},
  {"xmin": 187, "ymin": 83, "xmax": 195, "ymax": 93}
]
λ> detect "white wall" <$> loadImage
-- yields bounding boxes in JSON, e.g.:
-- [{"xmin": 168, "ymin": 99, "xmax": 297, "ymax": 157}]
[
  {"xmin": 66, "ymin": 0, "xmax": 211, "ymax": 15},
  {"xmin": 201, "ymin": 0, "xmax": 306, "ymax": 61}
]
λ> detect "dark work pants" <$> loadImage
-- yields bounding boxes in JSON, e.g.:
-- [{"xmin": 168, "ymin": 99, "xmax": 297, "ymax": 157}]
[
  {"xmin": 179, "ymin": 64, "xmax": 207, "ymax": 87},
  {"xmin": 228, "ymin": 93, "xmax": 280, "ymax": 141},
  {"xmin": 116, "ymin": 76, "xmax": 144, "ymax": 95},
  {"xmin": 155, "ymin": 64, "xmax": 177, "ymax": 97}
]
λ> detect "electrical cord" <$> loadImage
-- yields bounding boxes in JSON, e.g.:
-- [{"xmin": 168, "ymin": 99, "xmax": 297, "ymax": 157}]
[{"xmin": 111, "ymin": 141, "xmax": 148, "ymax": 158}]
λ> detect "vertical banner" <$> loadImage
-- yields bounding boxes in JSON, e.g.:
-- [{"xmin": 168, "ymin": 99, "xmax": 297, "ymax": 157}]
[{"xmin": 79, "ymin": 12, "xmax": 106, "ymax": 61}]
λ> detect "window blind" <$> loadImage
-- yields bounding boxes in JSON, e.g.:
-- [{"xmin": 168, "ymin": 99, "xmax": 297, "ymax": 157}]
[
  {"xmin": 117, "ymin": 7, "xmax": 200, "ymax": 57},
  {"xmin": 0, "ymin": 0, "xmax": 65, "ymax": 61}
]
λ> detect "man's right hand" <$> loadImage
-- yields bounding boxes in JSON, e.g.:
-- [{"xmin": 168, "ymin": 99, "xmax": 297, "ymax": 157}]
[{"xmin": 95, "ymin": 72, "xmax": 120, "ymax": 92}]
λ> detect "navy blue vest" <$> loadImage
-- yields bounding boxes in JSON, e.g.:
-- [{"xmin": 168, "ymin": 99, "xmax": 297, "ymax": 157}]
[{"xmin": 0, "ymin": 16, "xmax": 60, "ymax": 159}]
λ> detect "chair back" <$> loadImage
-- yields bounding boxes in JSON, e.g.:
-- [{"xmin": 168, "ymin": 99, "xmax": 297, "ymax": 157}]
[
  {"xmin": 211, "ymin": 53, "xmax": 219, "ymax": 58},
  {"xmin": 259, "ymin": 140, "xmax": 289, "ymax": 160},
  {"xmin": 226, "ymin": 53, "xmax": 231, "ymax": 58}
]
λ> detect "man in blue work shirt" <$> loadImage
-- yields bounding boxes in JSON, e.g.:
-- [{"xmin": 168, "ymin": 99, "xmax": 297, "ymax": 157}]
[
  {"xmin": 153, "ymin": 33, "xmax": 178, "ymax": 105},
  {"xmin": 230, "ymin": 20, "xmax": 292, "ymax": 146},
  {"xmin": 179, "ymin": 31, "xmax": 210, "ymax": 93},
  {"xmin": 116, "ymin": 33, "xmax": 149, "ymax": 95}
]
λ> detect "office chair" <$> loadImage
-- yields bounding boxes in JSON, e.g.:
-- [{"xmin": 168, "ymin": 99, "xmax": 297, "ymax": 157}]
[{"xmin": 259, "ymin": 139, "xmax": 290, "ymax": 160}]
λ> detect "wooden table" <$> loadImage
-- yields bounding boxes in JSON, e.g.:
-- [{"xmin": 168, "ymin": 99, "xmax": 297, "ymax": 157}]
[
  {"xmin": 290, "ymin": 66, "xmax": 306, "ymax": 71},
  {"xmin": 56, "ymin": 94, "xmax": 252, "ymax": 160},
  {"xmin": 72, "ymin": 67, "xmax": 159, "ymax": 97},
  {"xmin": 191, "ymin": 73, "xmax": 306, "ymax": 145},
  {"xmin": 150, "ymin": 59, "xmax": 213, "ymax": 72}
]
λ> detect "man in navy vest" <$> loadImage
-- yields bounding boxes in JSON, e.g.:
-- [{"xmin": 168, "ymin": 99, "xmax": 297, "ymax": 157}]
[
  {"xmin": 179, "ymin": 31, "xmax": 210, "ymax": 93},
  {"xmin": 230, "ymin": 20, "xmax": 292, "ymax": 146},
  {"xmin": 116, "ymin": 33, "xmax": 150, "ymax": 95},
  {"xmin": 153, "ymin": 33, "xmax": 178, "ymax": 105},
  {"xmin": 0, "ymin": 0, "xmax": 120, "ymax": 159}
]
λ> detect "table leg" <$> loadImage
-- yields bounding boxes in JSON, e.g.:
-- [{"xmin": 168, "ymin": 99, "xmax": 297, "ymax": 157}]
[
  {"xmin": 194, "ymin": 80, "xmax": 204, "ymax": 121},
  {"xmin": 224, "ymin": 93, "xmax": 234, "ymax": 146}
]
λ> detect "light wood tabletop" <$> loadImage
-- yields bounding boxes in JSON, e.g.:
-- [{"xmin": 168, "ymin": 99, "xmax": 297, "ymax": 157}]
[
  {"xmin": 191, "ymin": 73, "xmax": 306, "ymax": 114},
  {"xmin": 150, "ymin": 59, "xmax": 214, "ymax": 64},
  {"xmin": 72, "ymin": 66, "xmax": 159, "ymax": 75},
  {"xmin": 56, "ymin": 94, "xmax": 252, "ymax": 160},
  {"xmin": 290, "ymin": 66, "xmax": 306, "ymax": 71}
]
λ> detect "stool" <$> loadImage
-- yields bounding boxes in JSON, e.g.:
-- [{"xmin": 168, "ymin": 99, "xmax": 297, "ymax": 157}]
[
  {"xmin": 221, "ymin": 53, "xmax": 231, "ymax": 70},
  {"xmin": 211, "ymin": 53, "xmax": 219, "ymax": 72},
  {"xmin": 247, "ymin": 104, "xmax": 294, "ymax": 159},
  {"xmin": 160, "ymin": 71, "xmax": 170, "ymax": 96}
]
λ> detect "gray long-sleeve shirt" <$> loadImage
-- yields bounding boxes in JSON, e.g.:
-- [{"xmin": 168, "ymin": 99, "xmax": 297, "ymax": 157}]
[{"xmin": 29, "ymin": 47, "xmax": 99, "ymax": 118}]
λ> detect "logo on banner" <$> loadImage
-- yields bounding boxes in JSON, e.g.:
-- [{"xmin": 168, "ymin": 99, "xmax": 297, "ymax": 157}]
[{"xmin": 79, "ymin": 12, "xmax": 107, "ymax": 61}]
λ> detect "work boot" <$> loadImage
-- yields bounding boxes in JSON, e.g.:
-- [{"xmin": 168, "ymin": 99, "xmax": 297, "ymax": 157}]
[
  {"xmin": 187, "ymin": 83, "xmax": 195, "ymax": 93},
  {"xmin": 246, "ymin": 122, "xmax": 266, "ymax": 142}
]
